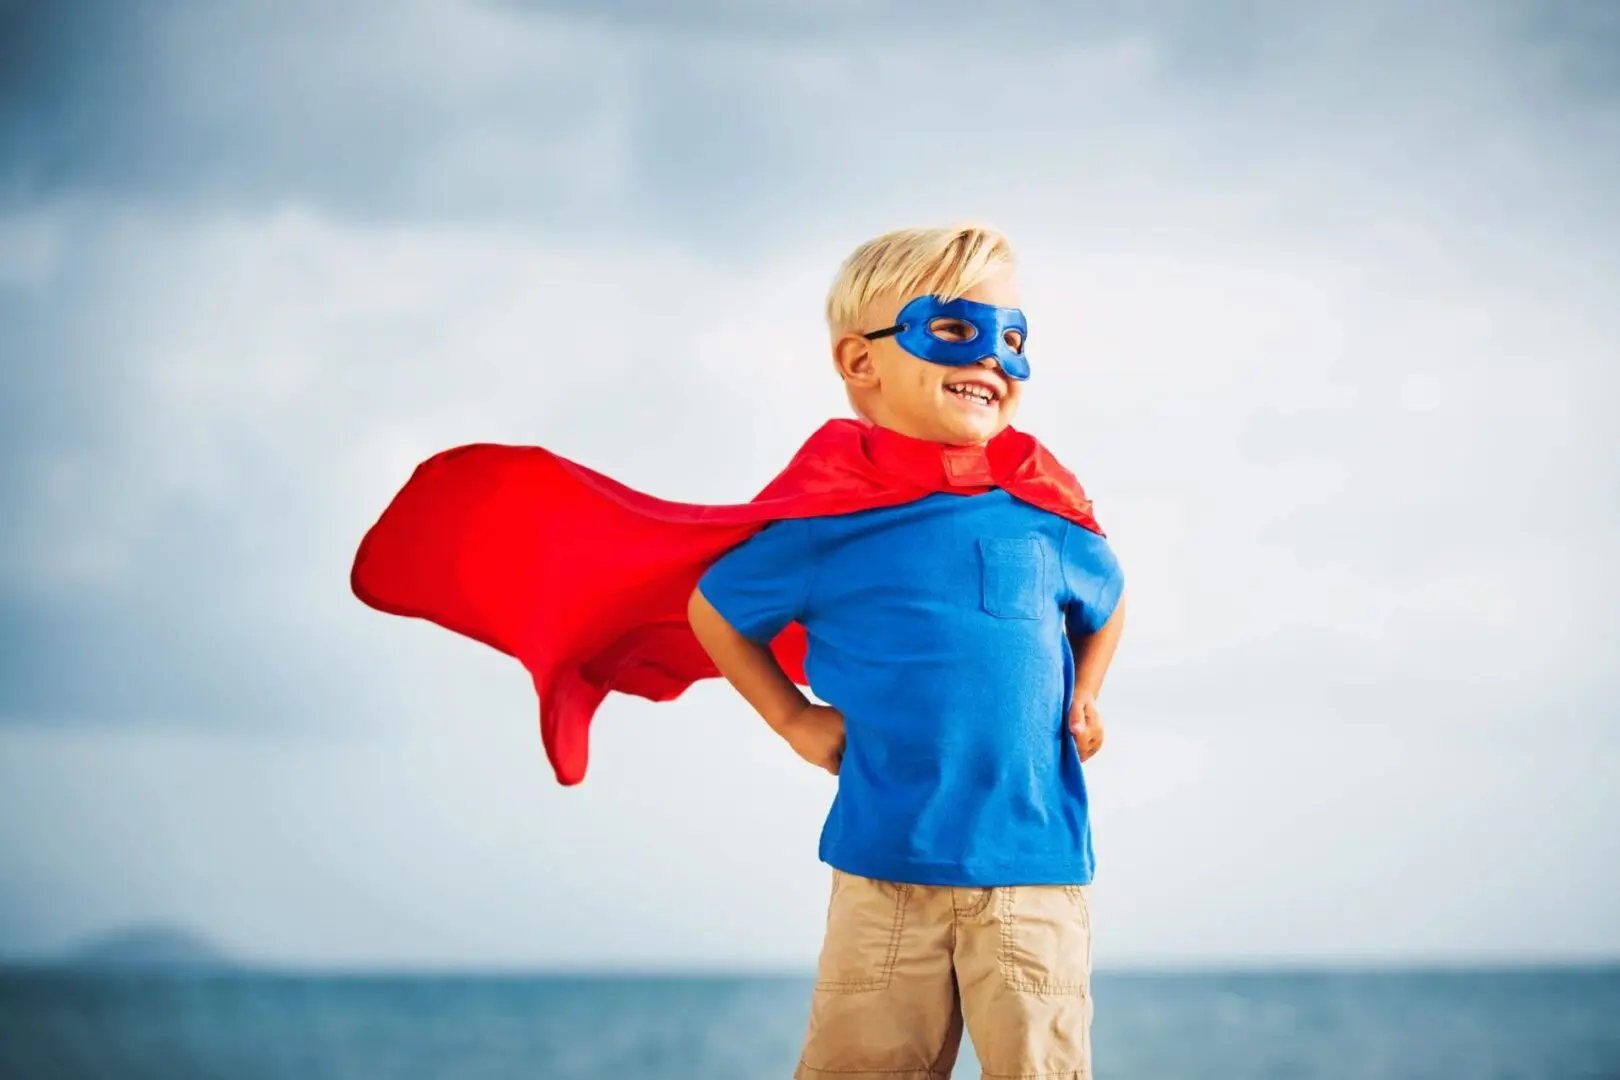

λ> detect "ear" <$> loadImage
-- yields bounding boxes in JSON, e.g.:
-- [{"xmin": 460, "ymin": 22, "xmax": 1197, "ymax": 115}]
[{"xmin": 833, "ymin": 332, "xmax": 879, "ymax": 389}]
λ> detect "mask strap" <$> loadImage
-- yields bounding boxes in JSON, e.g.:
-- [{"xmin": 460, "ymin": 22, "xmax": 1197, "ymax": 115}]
[{"xmin": 861, "ymin": 324, "xmax": 904, "ymax": 341}]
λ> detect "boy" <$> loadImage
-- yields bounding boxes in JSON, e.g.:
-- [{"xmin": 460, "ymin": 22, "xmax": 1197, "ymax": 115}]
[{"xmin": 689, "ymin": 224, "xmax": 1126, "ymax": 1079}]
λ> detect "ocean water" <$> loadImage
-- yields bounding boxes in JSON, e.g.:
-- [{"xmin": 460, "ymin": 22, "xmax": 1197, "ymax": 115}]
[{"xmin": 2, "ymin": 968, "xmax": 1617, "ymax": 1079}]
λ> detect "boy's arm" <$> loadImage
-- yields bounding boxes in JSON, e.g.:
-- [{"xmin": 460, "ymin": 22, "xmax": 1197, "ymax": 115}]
[
  {"xmin": 1072, "ymin": 591, "xmax": 1126, "ymax": 702},
  {"xmin": 1068, "ymin": 591, "xmax": 1125, "ymax": 762},
  {"xmin": 688, "ymin": 587, "xmax": 845, "ymax": 774}
]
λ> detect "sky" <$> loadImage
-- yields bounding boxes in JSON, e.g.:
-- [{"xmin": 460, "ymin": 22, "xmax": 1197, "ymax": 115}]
[{"xmin": 1, "ymin": 0, "xmax": 1617, "ymax": 971}]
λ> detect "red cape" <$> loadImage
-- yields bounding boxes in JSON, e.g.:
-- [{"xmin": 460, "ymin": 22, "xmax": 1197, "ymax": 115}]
[{"xmin": 351, "ymin": 419, "xmax": 1102, "ymax": 785}]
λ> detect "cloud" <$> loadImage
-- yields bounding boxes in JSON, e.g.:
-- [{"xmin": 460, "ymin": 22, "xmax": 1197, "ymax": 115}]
[
  {"xmin": 8, "ymin": 191, "xmax": 1611, "ymax": 734},
  {"xmin": 0, "ymin": 203, "xmax": 809, "ymax": 726},
  {"xmin": 10, "ymin": 0, "xmax": 1613, "ymax": 243},
  {"xmin": 1, "ymin": 0, "xmax": 635, "ymax": 223},
  {"xmin": 4, "ymin": 707, "xmax": 1616, "ymax": 968},
  {"xmin": 0, "ymin": 0, "xmax": 1617, "ymax": 964}
]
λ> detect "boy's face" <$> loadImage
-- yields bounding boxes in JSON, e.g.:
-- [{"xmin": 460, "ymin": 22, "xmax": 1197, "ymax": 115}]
[{"xmin": 836, "ymin": 264, "xmax": 1025, "ymax": 446}]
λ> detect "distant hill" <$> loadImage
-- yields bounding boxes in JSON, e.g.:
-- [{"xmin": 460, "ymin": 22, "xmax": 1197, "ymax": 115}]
[{"xmin": 68, "ymin": 925, "xmax": 235, "ymax": 971}]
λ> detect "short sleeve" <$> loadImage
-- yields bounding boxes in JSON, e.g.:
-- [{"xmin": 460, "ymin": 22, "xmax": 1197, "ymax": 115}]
[
  {"xmin": 696, "ymin": 518, "xmax": 815, "ymax": 645},
  {"xmin": 1061, "ymin": 522, "xmax": 1124, "ymax": 637}
]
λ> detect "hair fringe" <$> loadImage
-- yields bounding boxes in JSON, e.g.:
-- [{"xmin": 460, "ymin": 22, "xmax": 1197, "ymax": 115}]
[{"xmin": 825, "ymin": 222, "xmax": 1016, "ymax": 338}]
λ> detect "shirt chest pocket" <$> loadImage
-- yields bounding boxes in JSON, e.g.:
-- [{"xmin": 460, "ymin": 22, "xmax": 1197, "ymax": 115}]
[{"xmin": 978, "ymin": 537, "xmax": 1046, "ymax": 621}]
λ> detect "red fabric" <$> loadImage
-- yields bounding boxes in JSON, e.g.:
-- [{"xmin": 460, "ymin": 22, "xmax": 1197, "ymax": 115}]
[{"xmin": 351, "ymin": 419, "xmax": 1102, "ymax": 785}]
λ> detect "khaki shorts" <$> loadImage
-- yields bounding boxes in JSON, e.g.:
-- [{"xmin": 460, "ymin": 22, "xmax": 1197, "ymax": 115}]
[{"xmin": 795, "ymin": 869, "xmax": 1094, "ymax": 1080}]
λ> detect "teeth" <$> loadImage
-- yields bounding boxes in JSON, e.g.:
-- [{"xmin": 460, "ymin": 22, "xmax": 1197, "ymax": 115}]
[{"xmin": 949, "ymin": 384, "xmax": 995, "ymax": 404}]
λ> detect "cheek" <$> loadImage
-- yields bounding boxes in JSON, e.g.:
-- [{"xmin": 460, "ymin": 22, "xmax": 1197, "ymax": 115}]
[{"xmin": 876, "ymin": 350, "xmax": 943, "ymax": 390}]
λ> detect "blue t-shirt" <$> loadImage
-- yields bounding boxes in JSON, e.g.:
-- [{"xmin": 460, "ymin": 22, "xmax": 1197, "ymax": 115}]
[{"xmin": 697, "ymin": 488, "xmax": 1124, "ymax": 887}]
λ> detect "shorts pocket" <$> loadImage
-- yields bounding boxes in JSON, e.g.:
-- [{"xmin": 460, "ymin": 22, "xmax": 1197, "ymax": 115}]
[
  {"xmin": 996, "ymin": 885, "xmax": 1091, "ymax": 996},
  {"xmin": 813, "ymin": 870, "xmax": 911, "ymax": 994},
  {"xmin": 979, "ymin": 537, "xmax": 1045, "ymax": 620}
]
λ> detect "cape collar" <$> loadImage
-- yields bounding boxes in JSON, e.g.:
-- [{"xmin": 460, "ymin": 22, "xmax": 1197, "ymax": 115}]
[{"xmin": 862, "ymin": 422, "xmax": 1022, "ymax": 491}]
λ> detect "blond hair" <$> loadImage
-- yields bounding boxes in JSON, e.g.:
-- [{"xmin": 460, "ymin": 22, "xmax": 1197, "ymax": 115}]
[{"xmin": 825, "ymin": 223, "xmax": 1016, "ymax": 338}]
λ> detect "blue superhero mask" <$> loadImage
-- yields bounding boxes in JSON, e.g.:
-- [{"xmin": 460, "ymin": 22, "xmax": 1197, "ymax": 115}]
[{"xmin": 862, "ymin": 295, "xmax": 1030, "ymax": 381}]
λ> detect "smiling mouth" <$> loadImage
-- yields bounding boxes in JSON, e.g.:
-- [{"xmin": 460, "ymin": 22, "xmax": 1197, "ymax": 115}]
[{"xmin": 946, "ymin": 382, "xmax": 1001, "ymax": 407}]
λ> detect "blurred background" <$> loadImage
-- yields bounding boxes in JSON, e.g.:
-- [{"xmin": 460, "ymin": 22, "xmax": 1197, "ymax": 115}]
[{"xmin": 2, "ymin": 0, "xmax": 1617, "ymax": 1077}]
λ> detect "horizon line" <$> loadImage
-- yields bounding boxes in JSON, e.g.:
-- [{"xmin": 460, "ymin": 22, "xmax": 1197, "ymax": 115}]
[{"xmin": 5, "ymin": 957, "xmax": 1618, "ymax": 978}]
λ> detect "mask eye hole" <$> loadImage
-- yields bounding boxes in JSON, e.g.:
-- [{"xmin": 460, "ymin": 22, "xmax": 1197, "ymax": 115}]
[
  {"xmin": 927, "ymin": 317, "xmax": 976, "ymax": 343},
  {"xmin": 1003, "ymin": 328, "xmax": 1025, "ymax": 353}
]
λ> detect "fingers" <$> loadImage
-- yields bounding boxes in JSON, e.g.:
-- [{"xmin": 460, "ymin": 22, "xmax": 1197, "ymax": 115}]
[{"xmin": 1077, "ymin": 725, "xmax": 1105, "ymax": 762}]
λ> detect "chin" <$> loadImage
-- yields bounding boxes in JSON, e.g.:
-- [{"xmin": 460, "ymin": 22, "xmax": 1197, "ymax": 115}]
[{"xmin": 939, "ymin": 415, "xmax": 1007, "ymax": 446}]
